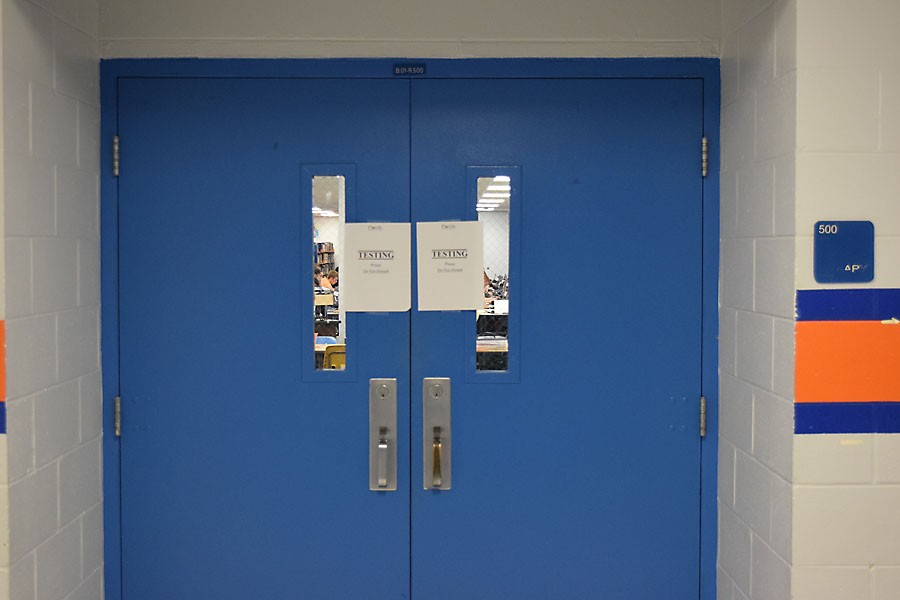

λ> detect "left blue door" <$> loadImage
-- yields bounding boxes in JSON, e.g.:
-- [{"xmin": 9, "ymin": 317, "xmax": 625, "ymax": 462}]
[{"xmin": 117, "ymin": 78, "xmax": 411, "ymax": 599}]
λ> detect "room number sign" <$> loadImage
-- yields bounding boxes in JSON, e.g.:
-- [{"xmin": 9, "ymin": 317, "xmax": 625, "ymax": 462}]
[{"xmin": 813, "ymin": 220, "xmax": 874, "ymax": 283}]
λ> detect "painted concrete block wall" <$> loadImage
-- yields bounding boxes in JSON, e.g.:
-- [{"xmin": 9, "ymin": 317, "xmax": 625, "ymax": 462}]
[
  {"xmin": 2, "ymin": 1, "xmax": 102, "ymax": 599},
  {"xmin": 717, "ymin": 1, "xmax": 795, "ymax": 599},
  {"xmin": 1, "ymin": 5, "xmax": 8, "ymax": 596},
  {"xmin": 791, "ymin": 1, "xmax": 900, "ymax": 598},
  {"xmin": 98, "ymin": 0, "xmax": 720, "ymax": 58}
]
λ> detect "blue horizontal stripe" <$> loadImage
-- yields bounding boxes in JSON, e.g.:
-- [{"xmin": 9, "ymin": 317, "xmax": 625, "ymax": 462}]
[
  {"xmin": 795, "ymin": 402, "xmax": 900, "ymax": 434},
  {"xmin": 796, "ymin": 288, "xmax": 900, "ymax": 321},
  {"xmin": 0, "ymin": 404, "xmax": 5, "ymax": 434}
]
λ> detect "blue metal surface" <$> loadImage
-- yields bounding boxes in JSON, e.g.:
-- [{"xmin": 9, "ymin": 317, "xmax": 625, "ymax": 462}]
[
  {"xmin": 411, "ymin": 78, "xmax": 704, "ymax": 598},
  {"xmin": 796, "ymin": 288, "xmax": 900, "ymax": 321},
  {"xmin": 99, "ymin": 63, "xmax": 122, "ymax": 598},
  {"xmin": 102, "ymin": 58, "xmax": 720, "ymax": 600},
  {"xmin": 796, "ymin": 402, "xmax": 900, "ymax": 434},
  {"xmin": 699, "ymin": 72, "xmax": 721, "ymax": 600},
  {"xmin": 814, "ymin": 221, "xmax": 875, "ymax": 283},
  {"xmin": 116, "ymin": 78, "xmax": 411, "ymax": 599},
  {"xmin": 103, "ymin": 57, "xmax": 718, "ymax": 80}
]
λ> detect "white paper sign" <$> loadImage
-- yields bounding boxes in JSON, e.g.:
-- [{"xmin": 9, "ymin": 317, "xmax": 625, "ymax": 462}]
[
  {"xmin": 416, "ymin": 221, "xmax": 484, "ymax": 311},
  {"xmin": 341, "ymin": 223, "xmax": 411, "ymax": 312}
]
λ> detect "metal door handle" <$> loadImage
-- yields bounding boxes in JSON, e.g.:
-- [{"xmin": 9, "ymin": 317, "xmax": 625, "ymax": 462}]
[
  {"xmin": 377, "ymin": 429, "xmax": 389, "ymax": 488},
  {"xmin": 369, "ymin": 379, "xmax": 397, "ymax": 491},
  {"xmin": 432, "ymin": 427, "xmax": 443, "ymax": 488},
  {"xmin": 423, "ymin": 378, "xmax": 451, "ymax": 490}
]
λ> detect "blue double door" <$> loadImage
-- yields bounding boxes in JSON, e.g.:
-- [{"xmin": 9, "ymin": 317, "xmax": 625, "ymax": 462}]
[{"xmin": 117, "ymin": 75, "xmax": 704, "ymax": 599}]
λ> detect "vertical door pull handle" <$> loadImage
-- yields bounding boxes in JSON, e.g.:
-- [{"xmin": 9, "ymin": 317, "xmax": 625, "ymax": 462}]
[
  {"xmin": 423, "ymin": 378, "xmax": 451, "ymax": 490},
  {"xmin": 432, "ymin": 427, "xmax": 443, "ymax": 488},
  {"xmin": 369, "ymin": 379, "xmax": 397, "ymax": 491},
  {"xmin": 377, "ymin": 428, "xmax": 389, "ymax": 488}
]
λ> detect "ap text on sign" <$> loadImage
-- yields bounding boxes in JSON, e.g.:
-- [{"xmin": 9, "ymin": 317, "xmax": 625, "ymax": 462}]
[{"xmin": 813, "ymin": 220, "xmax": 874, "ymax": 284}]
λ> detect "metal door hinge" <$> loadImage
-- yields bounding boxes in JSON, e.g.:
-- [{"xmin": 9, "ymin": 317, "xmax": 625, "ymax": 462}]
[
  {"xmin": 114, "ymin": 396, "xmax": 122, "ymax": 437},
  {"xmin": 699, "ymin": 396, "xmax": 707, "ymax": 438},
  {"xmin": 113, "ymin": 135, "xmax": 120, "ymax": 177},
  {"xmin": 701, "ymin": 136, "xmax": 709, "ymax": 178}
]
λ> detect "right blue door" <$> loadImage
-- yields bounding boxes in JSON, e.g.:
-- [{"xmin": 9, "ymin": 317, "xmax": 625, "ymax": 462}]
[{"xmin": 410, "ymin": 78, "xmax": 704, "ymax": 598}]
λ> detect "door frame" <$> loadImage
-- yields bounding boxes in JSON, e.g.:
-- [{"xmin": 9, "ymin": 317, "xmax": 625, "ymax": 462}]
[{"xmin": 100, "ymin": 57, "xmax": 720, "ymax": 600}]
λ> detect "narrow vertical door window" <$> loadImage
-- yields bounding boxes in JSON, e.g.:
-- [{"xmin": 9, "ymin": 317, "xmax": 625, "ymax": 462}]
[
  {"xmin": 476, "ymin": 175, "xmax": 510, "ymax": 371},
  {"xmin": 313, "ymin": 175, "xmax": 347, "ymax": 369}
]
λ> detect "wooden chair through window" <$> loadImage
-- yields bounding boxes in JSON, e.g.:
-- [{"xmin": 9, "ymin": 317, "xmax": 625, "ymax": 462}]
[{"xmin": 323, "ymin": 344, "xmax": 346, "ymax": 369}]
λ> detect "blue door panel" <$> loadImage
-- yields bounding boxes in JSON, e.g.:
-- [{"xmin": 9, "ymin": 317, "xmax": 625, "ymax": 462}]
[
  {"xmin": 116, "ymin": 74, "xmax": 705, "ymax": 599},
  {"xmin": 118, "ymin": 78, "xmax": 411, "ymax": 599},
  {"xmin": 410, "ymin": 79, "xmax": 703, "ymax": 598}
]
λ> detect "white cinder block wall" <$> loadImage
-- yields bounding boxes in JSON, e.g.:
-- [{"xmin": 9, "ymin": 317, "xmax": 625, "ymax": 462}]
[
  {"xmin": 1, "ymin": 4, "xmax": 7, "ymax": 593},
  {"xmin": 1, "ymin": 1, "xmax": 103, "ymax": 599},
  {"xmin": 791, "ymin": 1, "xmax": 900, "ymax": 598},
  {"xmin": 98, "ymin": 0, "xmax": 720, "ymax": 58},
  {"xmin": 718, "ymin": 2, "xmax": 796, "ymax": 599}
]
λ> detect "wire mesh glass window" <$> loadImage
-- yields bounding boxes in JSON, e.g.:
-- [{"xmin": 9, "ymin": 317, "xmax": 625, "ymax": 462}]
[
  {"xmin": 476, "ymin": 176, "xmax": 510, "ymax": 371},
  {"xmin": 312, "ymin": 175, "xmax": 346, "ymax": 370}
]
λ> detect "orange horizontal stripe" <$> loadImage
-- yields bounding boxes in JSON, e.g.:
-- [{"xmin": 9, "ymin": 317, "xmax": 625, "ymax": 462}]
[{"xmin": 795, "ymin": 321, "xmax": 900, "ymax": 403}]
